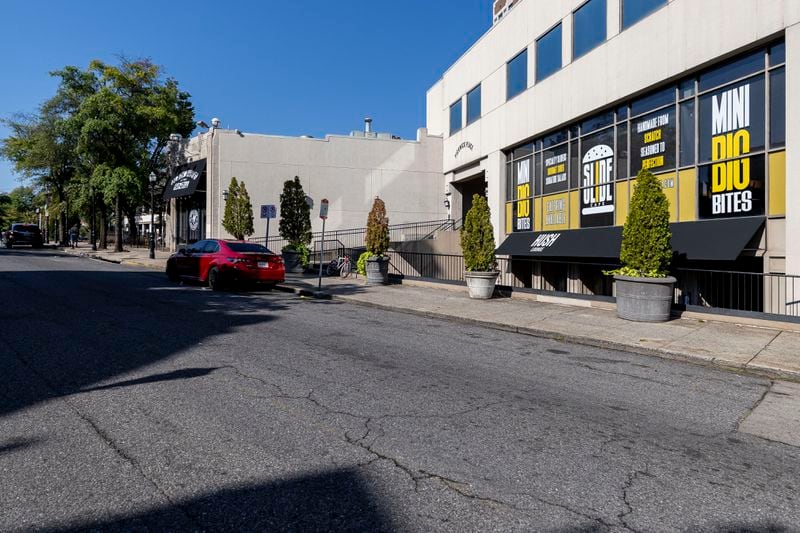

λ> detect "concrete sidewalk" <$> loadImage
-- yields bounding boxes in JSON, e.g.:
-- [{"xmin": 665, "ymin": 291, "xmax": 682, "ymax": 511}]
[{"xmin": 59, "ymin": 245, "xmax": 800, "ymax": 380}]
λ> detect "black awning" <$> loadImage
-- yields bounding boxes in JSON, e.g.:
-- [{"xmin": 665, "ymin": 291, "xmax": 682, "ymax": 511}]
[
  {"xmin": 496, "ymin": 217, "xmax": 764, "ymax": 261},
  {"xmin": 670, "ymin": 217, "xmax": 764, "ymax": 261},
  {"xmin": 164, "ymin": 159, "xmax": 206, "ymax": 200},
  {"xmin": 496, "ymin": 226, "xmax": 622, "ymax": 258}
]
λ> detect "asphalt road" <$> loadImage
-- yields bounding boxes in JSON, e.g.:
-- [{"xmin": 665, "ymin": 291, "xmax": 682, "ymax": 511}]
[{"xmin": 1, "ymin": 248, "xmax": 798, "ymax": 532}]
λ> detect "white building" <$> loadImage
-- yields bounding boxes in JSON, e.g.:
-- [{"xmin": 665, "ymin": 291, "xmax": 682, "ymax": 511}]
[
  {"xmin": 426, "ymin": 0, "xmax": 798, "ymax": 303},
  {"xmin": 164, "ymin": 121, "xmax": 444, "ymax": 250}
]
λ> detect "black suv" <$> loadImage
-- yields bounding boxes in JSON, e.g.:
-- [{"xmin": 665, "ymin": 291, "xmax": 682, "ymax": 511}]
[{"xmin": 2, "ymin": 224, "xmax": 43, "ymax": 249}]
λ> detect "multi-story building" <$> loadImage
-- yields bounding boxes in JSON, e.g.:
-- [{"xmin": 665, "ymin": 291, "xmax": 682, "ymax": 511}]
[
  {"xmin": 427, "ymin": 0, "xmax": 798, "ymax": 303},
  {"xmin": 163, "ymin": 121, "xmax": 444, "ymax": 250}
]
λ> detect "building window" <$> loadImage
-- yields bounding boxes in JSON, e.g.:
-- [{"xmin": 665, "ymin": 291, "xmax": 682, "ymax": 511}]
[
  {"xmin": 770, "ymin": 67, "xmax": 785, "ymax": 148},
  {"xmin": 621, "ymin": 0, "xmax": 666, "ymax": 30},
  {"xmin": 507, "ymin": 49, "xmax": 528, "ymax": 100},
  {"xmin": 573, "ymin": 0, "xmax": 606, "ymax": 60},
  {"xmin": 449, "ymin": 98, "xmax": 462, "ymax": 135},
  {"xmin": 467, "ymin": 84, "xmax": 482, "ymax": 125},
  {"xmin": 536, "ymin": 24, "xmax": 562, "ymax": 82}
]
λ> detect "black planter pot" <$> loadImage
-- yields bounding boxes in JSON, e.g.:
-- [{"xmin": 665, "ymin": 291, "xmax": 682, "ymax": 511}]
[
  {"xmin": 365, "ymin": 256, "xmax": 389, "ymax": 285},
  {"xmin": 282, "ymin": 250, "xmax": 305, "ymax": 273}
]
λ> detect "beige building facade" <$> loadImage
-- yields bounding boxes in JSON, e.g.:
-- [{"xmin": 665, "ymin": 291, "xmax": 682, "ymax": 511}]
[
  {"xmin": 164, "ymin": 125, "xmax": 444, "ymax": 250},
  {"xmin": 427, "ymin": 0, "xmax": 799, "ymax": 286}
]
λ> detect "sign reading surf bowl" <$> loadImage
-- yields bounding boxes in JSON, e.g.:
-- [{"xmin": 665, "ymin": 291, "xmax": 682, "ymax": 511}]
[{"xmin": 580, "ymin": 141, "xmax": 615, "ymax": 227}]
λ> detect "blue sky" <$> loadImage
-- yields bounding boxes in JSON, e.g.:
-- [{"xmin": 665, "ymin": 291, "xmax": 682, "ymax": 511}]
[{"xmin": 0, "ymin": 1, "xmax": 492, "ymax": 192}]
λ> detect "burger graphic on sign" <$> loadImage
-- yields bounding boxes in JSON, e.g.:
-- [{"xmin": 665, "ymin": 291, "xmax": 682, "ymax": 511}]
[{"xmin": 581, "ymin": 144, "xmax": 614, "ymax": 215}]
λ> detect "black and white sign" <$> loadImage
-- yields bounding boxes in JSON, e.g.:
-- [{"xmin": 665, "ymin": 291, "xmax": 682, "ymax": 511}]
[
  {"xmin": 630, "ymin": 107, "xmax": 676, "ymax": 174},
  {"xmin": 580, "ymin": 129, "xmax": 615, "ymax": 228},
  {"xmin": 189, "ymin": 209, "xmax": 200, "ymax": 231}
]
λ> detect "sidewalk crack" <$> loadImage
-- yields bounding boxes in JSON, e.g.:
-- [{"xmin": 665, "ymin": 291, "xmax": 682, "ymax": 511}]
[{"xmin": 745, "ymin": 331, "xmax": 783, "ymax": 367}]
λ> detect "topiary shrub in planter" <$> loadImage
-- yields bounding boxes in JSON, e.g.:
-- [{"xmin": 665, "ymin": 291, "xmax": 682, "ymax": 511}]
[
  {"xmin": 460, "ymin": 194, "xmax": 498, "ymax": 299},
  {"xmin": 606, "ymin": 168, "xmax": 675, "ymax": 322},
  {"xmin": 364, "ymin": 197, "xmax": 390, "ymax": 285},
  {"xmin": 279, "ymin": 176, "xmax": 312, "ymax": 273}
]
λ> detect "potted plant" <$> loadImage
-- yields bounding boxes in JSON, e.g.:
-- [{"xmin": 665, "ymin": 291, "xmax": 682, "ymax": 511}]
[
  {"xmin": 606, "ymin": 168, "xmax": 675, "ymax": 322},
  {"xmin": 364, "ymin": 197, "xmax": 390, "ymax": 285},
  {"xmin": 278, "ymin": 176, "xmax": 312, "ymax": 273},
  {"xmin": 460, "ymin": 194, "xmax": 498, "ymax": 299}
]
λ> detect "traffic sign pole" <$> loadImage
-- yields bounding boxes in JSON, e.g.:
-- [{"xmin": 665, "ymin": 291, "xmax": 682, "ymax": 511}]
[{"xmin": 317, "ymin": 199, "xmax": 329, "ymax": 291}]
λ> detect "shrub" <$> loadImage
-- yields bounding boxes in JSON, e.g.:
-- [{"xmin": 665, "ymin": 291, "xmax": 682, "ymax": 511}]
[
  {"xmin": 365, "ymin": 197, "xmax": 389, "ymax": 257},
  {"xmin": 279, "ymin": 176, "xmax": 312, "ymax": 265},
  {"xmin": 357, "ymin": 250, "xmax": 372, "ymax": 275},
  {"xmin": 460, "ymin": 194, "xmax": 496, "ymax": 271},
  {"xmin": 609, "ymin": 168, "xmax": 672, "ymax": 278},
  {"xmin": 222, "ymin": 177, "xmax": 254, "ymax": 240}
]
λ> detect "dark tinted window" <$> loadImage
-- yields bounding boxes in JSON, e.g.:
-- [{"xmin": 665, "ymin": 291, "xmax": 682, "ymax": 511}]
[
  {"xmin": 770, "ymin": 67, "xmax": 785, "ymax": 148},
  {"xmin": 770, "ymin": 41, "xmax": 785, "ymax": 66},
  {"xmin": 13, "ymin": 224, "xmax": 40, "ymax": 232},
  {"xmin": 507, "ymin": 49, "xmax": 528, "ymax": 99},
  {"xmin": 622, "ymin": 0, "xmax": 666, "ymax": 29},
  {"xmin": 536, "ymin": 24, "xmax": 562, "ymax": 82},
  {"xmin": 203, "ymin": 241, "xmax": 220, "ymax": 253},
  {"xmin": 226, "ymin": 242, "xmax": 272, "ymax": 253},
  {"xmin": 573, "ymin": 0, "xmax": 606, "ymax": 59},
  {"xmin": 679, "ymin": 100, "xmax": 696, "ymax": 166},
  {"xmin": 512, "ymin": 142, "xmax": 534, "ymax": 160},
  {"xmin": 581, "ymin": 111, "xmax": 614, "ymax": 134},
  {"xmin": 542, "ymin": 129, "xmax": 569, "ymax": 148},
  {"xmin": 699, "ymin": 49, "xmax": 763, "ymax": 92},
  {"xmin": 631, "ymin": 86, "xmax": 674, "ymax": 116},
  {"xmin": 449, "ymin": 99, "xmax": 462, "ymax": 135},
  {"xmin": 188, "ymin": 240, "xmax": 207, "ymax": 254},
  {"xmin": 698, "ymin": 75, "xmax": 765, "ymax": 163},
  {"xmin": 467, "ymin": 85, "xmax": 481, "ymax": 125}
]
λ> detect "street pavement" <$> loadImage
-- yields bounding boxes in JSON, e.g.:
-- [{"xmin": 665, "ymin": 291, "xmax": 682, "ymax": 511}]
[{"xmin": 2, "ymin": 247, "xmax": 800, "ymax": 532}]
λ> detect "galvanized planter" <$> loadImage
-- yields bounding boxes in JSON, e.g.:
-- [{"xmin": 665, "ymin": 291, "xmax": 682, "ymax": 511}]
[
  {"xmin": 464, "ymin": 271, "xmax": 499, "ymax": 300},
  {"xmin": 366, "ymin": 256, "xmax": 390, "ymax": 285},
  {"xmin": 614, "ymin": 275, "xmax": 677, "ymax": 322},
  {"xmin": 281, "ymin": 250, "xmax": 305, "ymax": 273}
]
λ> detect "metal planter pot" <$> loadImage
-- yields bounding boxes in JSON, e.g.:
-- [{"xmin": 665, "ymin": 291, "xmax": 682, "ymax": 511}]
[
  {"xmin": 366, "ymin": 257, "xmax": 390, "ymax": 285},
  {"xmin": 464, "ymin": 271, "xmax": 499, "ymax": 300},
  {"xmin": 281, "ymin": 250, "xmax": 305, "ymax": 273},
  {"xmin": 614, "ymin": 275, "xmax": 677, "ymax": 322}
]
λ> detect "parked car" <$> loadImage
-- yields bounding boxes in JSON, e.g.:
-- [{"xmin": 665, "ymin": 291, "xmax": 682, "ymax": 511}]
[
  {"xmin": 2, "ymin": 223, "xmax": 43, "ymax": 249},
  {"xmin": 166, "ymin": 239, "xmax": 285, "ymax": 291}
]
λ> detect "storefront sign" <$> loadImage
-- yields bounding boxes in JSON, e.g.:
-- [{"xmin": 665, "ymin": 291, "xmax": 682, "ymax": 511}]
[
  {"xmin": 542, "ymin": 144, "xmax": 568, "ymax": 194},
  {"xmin": 454, "ymin": 141, "xmax": 474, "ymax": 158},
  {"xmin": 630, "ymin": 108, "xmax": 675, "ymax": 174},
  {"xmin": 580, "ymin": 131, "xmax": 615, "ymax": 227},
  {"xmin": 698, "ymin": 78, "xmax": 765, "ymax": 218},
  {"xmin": 189, "ymin": 209, "xmax": 200, "ymax": 231},
  {"xmin": 529, "ymin": 232, "xmax": 560, "ymax": 253},
  {"xmin": 542, "ymin": 192, "xmax": 570, "ymax": 230},
  {"xmin": 514, "ymin": 158, "xmax": 532, "ymax": 231}
]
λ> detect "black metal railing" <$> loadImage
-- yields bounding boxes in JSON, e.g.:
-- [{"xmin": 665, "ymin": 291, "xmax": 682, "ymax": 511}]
[
  {"xmin": 250, "ymin": 218, "xmax": 457, "ymax": 254},
  {"xmin": 674, "ymin": 268, "xmax": 800, "ymax": 318}
]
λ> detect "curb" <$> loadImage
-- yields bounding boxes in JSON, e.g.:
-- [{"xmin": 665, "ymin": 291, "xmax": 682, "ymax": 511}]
[{"xmin": 309, "ymin": 291, "xmax": 800, "ymax": 383}]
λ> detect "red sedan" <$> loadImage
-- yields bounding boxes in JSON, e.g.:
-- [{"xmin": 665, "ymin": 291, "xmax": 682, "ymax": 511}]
[{"xmin": 166, "ymin": 239, "xmax": 285, "ymax": 291}]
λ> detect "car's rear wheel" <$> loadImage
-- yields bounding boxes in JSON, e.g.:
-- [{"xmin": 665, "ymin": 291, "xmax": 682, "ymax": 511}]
[
  {"xmin": 207, "ymin": 267, "xmax": 224, "ymax": 291},
  {"xmin": 166, "ymin": 263, "xmax": 179, "ymax": 282}
]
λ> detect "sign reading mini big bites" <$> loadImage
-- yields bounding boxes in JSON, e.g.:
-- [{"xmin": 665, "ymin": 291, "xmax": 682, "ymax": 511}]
[
  {"xmin": 698, "ymin": 76, "xmax": 766, "ymax": 218},
  {"xmin": 513, "ymin": 157, "xmax": 533, "ymax": 231},
  {"xmin": 580, "ymin": 129, "xmax": 615, "ymax": 228}
]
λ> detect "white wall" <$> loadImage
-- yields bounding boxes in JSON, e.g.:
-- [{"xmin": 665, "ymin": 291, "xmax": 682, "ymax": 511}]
[{"xmin": 205, "ymin": 129, "xmax": 445, "ymax": 240}]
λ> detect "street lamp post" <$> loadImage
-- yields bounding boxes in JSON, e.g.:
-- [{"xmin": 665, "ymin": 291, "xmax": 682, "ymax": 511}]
[{"xmin": 149, "ymin": 172, "xmax": 156, "ymax": 259}]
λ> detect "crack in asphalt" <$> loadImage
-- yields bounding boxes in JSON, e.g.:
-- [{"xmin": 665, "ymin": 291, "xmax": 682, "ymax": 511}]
[{"xmin": 618, "ymin": 466, "xmax": 652, "ymax": 533}]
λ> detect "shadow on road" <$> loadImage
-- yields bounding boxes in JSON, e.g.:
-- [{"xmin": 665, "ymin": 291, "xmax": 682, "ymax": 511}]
[
  {"xmin": 0, "ymin": 252, "xmax": 291, "ymax": 418},
  {"xmin": 77, "ymin": 367, "xmax": 222, "ymax": 393},
  {"xmin": 45, "ymin": 468, "xmax": 393, "ymax": 532}
]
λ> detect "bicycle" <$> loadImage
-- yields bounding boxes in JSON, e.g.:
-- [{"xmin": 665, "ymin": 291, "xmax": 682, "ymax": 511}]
[{"xmin": 326, "ymin": 254, "xmax": 352, "ymax": 278}]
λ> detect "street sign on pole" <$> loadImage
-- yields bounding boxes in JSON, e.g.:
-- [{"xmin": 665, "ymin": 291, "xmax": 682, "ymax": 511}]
[
  {"xmin": 260, "ymin": 204, "xmax": 277, "ymax": 219},
  {"xmin": 317, "ymin": 199, "xmax": 329, "ymax": 290},
  {"xmin": 319, "ymin": 198, "xmax": 329, "ymax": 220}
]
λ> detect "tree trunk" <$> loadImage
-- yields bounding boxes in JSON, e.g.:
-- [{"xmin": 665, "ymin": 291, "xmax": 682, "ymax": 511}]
[
  {"xmin": 99, "ymin": 208, "xmax": 108, "ymax": 249},
  {"xmin": 115, "ymin": 194, "xmax": 123, "ymax": 252},
  {"xmin": 125, "ymin": 205, "xmax": 138, "ymax": 246}
]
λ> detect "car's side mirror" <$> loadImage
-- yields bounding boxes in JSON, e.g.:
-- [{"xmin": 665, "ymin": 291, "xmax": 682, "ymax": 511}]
[{"xmin": 178, "ymin": 248, "xmax": 188, "ymax": 256}]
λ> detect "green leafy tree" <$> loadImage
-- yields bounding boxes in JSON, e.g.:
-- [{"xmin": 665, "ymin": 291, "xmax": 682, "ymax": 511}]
[
  {"xmin": 278, "ymin": 176, "xmax": 311, "ymax": 258},
  {"xmin": 615, "ymin": 168, "xmax": 672, "ymax": 278},
  {"xmin": 365, "ymin": 197, "xmax": 389, "ymax": 257},
  {"xmin": 222, "ymin": 177, "xmax": 255, "ymax": 240},
  {"xmin": 461, "ymin": 194, "xmax": 496, "ymax": 272}
]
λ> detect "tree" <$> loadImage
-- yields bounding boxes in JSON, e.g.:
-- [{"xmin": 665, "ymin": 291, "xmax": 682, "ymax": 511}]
[
  {"xmin": 617, "ymin": 168, "xmax": 672, "ymax": 277},
  {"xmin": 278, "ymin": 176, "xmax": 311, "ymax": 254},
  {"xmin": 365, "ymin": 197, "xmax": 389, "ymax": 257},
  {"xmin": 221, "ymin": 177, "xmax": 255, "ymax": 240},
  {"xmin": 71, "ymin": 59, "xmax": 194, "ymax": 251},
  {"xmin": 460, "ymin": 194, "xmax": 496, "ymax": 272}
]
